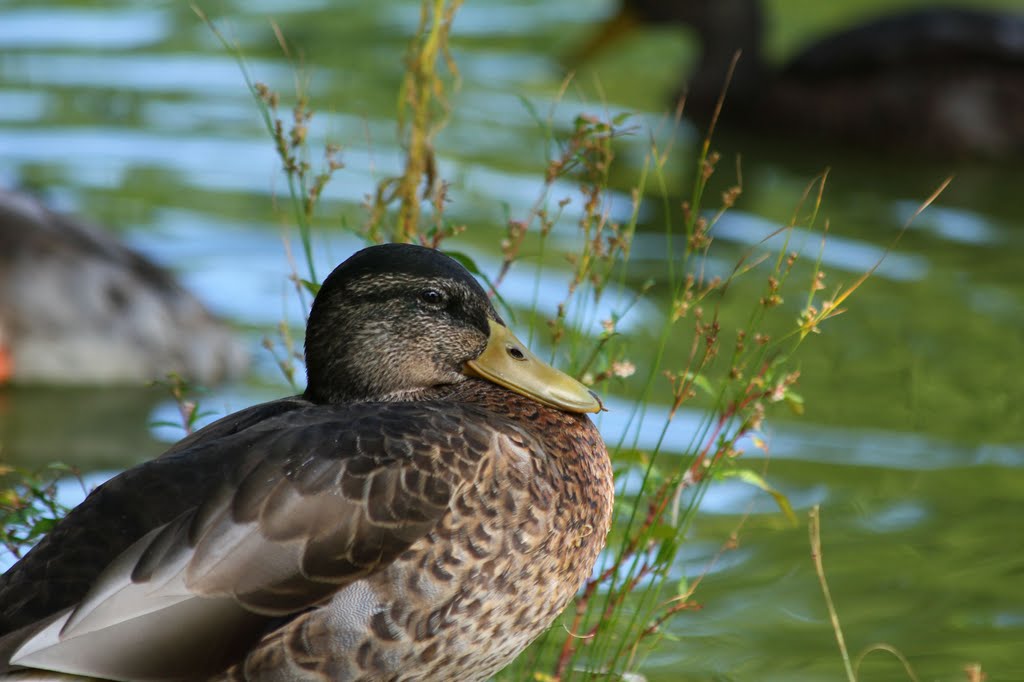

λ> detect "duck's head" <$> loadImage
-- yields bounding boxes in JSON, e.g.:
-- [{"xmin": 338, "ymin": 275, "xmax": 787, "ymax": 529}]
[{"xmin": 303, "ymin": 243, "xmax": 600, "ymax": 413}]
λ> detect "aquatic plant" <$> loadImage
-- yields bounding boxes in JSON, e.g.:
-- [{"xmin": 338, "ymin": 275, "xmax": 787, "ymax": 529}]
[
  {"xmin": 0, "ymin": 1, "xmax": 955, "ymax": 680},
  {"xmin": 205, "ymin": 3, "xmax": 858, "ymax": 678}
]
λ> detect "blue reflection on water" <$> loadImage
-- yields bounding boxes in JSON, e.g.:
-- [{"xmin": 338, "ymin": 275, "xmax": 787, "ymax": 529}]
[
  {"xmin": 227, "ymin": 0, "xmax": 334, "ymax": 13},
  {"xmin": 2, "ymin": 128, "xmax": 279, "ymax": 192},
  {"xmin": 0, "ymin": 8, "xmax": 168, "ymax": 49},
  {"xmin": 595, "ymin": 394, "xmax": 1024, "ymax": 471},
  {"xmin": 0, "ymin": 91, "xmax": 50, "ymax": 122},
  {"xmin": 127, "ymin": 216, "xmax": 366, "ymax": 325},
  {"xmin": 713, "ymin": 210, "xmax": 929, "ymax": 281},
  {"xmin": 1, "ymin": 53, "xmax": 295, "ymax": 94},
  {"xmin": 894, "ymin": 200, "xmax": 1003, "ymax": 245},
  {"xmin": 856, "ymin": 501, "xmax": 928, "ymax": 533}
]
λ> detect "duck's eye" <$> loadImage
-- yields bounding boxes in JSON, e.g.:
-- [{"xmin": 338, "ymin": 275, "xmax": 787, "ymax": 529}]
[{"xmin": 419, "ymin": 289, "xmax": 444, "ymax": 305}]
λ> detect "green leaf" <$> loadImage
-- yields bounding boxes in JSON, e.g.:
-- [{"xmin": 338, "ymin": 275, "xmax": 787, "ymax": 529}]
[
  {"xmin": 649, "ymin": 523, "xmax": 678, "ymax": 542},
  {"xmin": 149, "ymin": 420, "xmax": 184, "ymax": 430},
  {"xmin": 654, "ymin": 536, "xmax": 679, "ymax": 563},
  {"xmin": 611, "ymin": 448, "xmax": 650, "ymax": 467},
  {"xmin": 723, "ymin": 468, "xmax": 798, "ymax": 525},
  {"xmin": 785, "ymin": 390, "xmax": 805, "ymax": 415},
  {"xmin": 686, "ymin": 371, "xmax": 714, "ymax": 396},
  {"xmin": 444, "ymin": 249, "xmax": 483, "ymax": 276},
  {"xmin": 444, "ymin": 250, "xmax": 516, "ymax": 324},
  {"xmin": 516, "ymin": 95, "xmax": 544, "ymax": 130},
  {"xmin": 30, "ymin": 517, "xmax": 58, "ymax": 537}
]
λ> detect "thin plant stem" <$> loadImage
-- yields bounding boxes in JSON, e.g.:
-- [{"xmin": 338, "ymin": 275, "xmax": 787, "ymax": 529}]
[{"xmin": 809, "ymin": 505, "xmax": 857, "ymax": 682}]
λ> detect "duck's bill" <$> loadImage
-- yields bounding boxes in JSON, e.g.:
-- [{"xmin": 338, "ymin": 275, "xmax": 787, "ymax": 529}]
[{"xmin": 465, "ymin": 319, "xmax": 602, "ymax": 414}]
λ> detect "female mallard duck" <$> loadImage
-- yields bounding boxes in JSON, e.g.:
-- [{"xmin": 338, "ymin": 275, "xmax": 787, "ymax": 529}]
[
  {"xmin": 579, "ymin": 0, "xmax": 1024, "ymax": 159},
  {"xmin": 0, "ymin": 189, "xmax": 246, "ymax": 385},
  {"xmin": 0, "ymin": 243, "xmax": 613, "ymax": 681}
]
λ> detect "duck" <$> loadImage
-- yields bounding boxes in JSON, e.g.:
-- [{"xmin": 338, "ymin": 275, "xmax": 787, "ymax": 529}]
[
  {"xmin": 0, "ymin": 189, "xmax": 247, "ymax": 385},
  {"xmin": 0, "ymin": 243, "xmax": 613, "ymax": 681},
  {"xmin": 576, "ymin": 0, "xmax": 1024, "ymax": 159}
]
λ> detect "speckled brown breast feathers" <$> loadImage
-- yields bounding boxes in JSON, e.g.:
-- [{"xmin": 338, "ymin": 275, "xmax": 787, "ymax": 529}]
[
  {"xmin": 0, "ymin": 244, "xmax": 613, "ymax": 682},
  {"xmin": 219, "ymin": 386, "xmax": 613, "ymax": 682}
]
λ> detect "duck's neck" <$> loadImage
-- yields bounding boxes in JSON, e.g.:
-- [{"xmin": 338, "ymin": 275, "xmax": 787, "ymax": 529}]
[
  {"xmin": 303, "ymin": 381, "xmax": 464, "ymax": 406},
  {"xmin": 687, "ymin": 0, "xmax": 766, "ymax": 116}
]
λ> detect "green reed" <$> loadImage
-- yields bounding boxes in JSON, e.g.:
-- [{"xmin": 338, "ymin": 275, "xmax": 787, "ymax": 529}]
[
  {"xmin": 206, "ymin": 1, "xmax": 855, "ymax": 678},
  {"xmin": 0, "ymin": 1, "xmax": 890, "ymax": 679}
]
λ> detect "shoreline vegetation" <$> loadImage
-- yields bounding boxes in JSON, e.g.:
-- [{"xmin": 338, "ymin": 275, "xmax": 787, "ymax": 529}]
[{"xmin": 1, "ymin": 1, "xmax": 972, "ymax": 680}]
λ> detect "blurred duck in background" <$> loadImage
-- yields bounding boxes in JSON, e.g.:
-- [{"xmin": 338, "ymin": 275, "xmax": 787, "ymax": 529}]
[
  {"xmin": 0, "ymin": 189, "xmax": 247, "ymax": 386},
  {"xmin": 575, "ymin": 0, "xmax": 1024, "ymax": 159}
]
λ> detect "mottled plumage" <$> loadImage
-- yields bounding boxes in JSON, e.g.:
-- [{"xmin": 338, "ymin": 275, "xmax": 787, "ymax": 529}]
[{"xmin": 0, "ymin": 243, "xmax": 612, "ymax": 681}]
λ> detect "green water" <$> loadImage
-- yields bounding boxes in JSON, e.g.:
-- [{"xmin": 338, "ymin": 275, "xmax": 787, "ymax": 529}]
[{"xmin": 1, "ymin": 0, "xmax": 1022, "ymax": 680}]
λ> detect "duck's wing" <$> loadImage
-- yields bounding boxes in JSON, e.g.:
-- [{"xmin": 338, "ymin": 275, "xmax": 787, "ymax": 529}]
[
  {"xmin": 783, "ymin": 9, "xmax": 1024, "ymax": 79},
  {"xmin": 0, "ymin": 397, "xmax": 311, "ymax": 636},
  {"xmin": 3, "ymin": 400, "xmax": 491, "ymax": 681}
]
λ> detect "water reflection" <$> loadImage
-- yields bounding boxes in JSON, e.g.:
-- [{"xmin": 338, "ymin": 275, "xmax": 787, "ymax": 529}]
[
  {"xmin": 2, "ymin": 53, "xmax": 297, "ymax": 94},
  {"xmin": 0, "ymin": 386, "xmax": 163, "ymax": 468},
  {"xmin": 1, "ymin": 0, "xmax": 1022, "ymax": 679},
  {"xmin": 896, "ymin": 201, "xmax": 1005, "ymax": 245},
  {"xmin": 712, "ymin": 210, "xmax": 930, "ymax": 281},
  {"xmin": 0, "ymin": 8, "xmax": 168, "ymax": 49},
  {"xmin": 3, "ymin": 130, "xmax": 278, "ymax": 191},
  {"xmin": 0, "ymin": 91, "xmax": 49, "ymax": 122}
]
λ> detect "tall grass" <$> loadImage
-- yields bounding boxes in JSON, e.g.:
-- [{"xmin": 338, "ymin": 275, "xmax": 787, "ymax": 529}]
[
  {"xmin": 202, "ymin": 1, "xmax": 866, "ymax": 679},
  {"xmin": 0, "ymin": 1, "xmax": 949, "ymax": 680}
]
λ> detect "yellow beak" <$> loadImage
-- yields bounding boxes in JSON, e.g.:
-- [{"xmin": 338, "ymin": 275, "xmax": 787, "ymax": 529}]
[{"xmin": 465, "ymin": 320, "xmax": 602, "ymax": 414}]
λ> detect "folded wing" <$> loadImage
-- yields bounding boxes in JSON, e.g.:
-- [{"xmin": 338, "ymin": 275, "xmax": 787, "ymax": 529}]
[{"xmin": 5, "ymin": 401, "xmax": 487, "ymax": 681}]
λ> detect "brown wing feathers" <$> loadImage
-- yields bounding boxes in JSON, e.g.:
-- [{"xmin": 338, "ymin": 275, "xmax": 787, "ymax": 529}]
[{"xmin": 1, "ymin": 400, "xmax": 489, "ymax": 677}]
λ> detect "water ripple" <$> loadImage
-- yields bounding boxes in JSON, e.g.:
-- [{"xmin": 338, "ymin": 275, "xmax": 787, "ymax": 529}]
[
  {"xmin": 712, "ymin": 210, "xmax": 929, "ymax": 281},
  {"xmin": 0, "ymin": 8, "xmax": 168, "ymax": 49}
]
